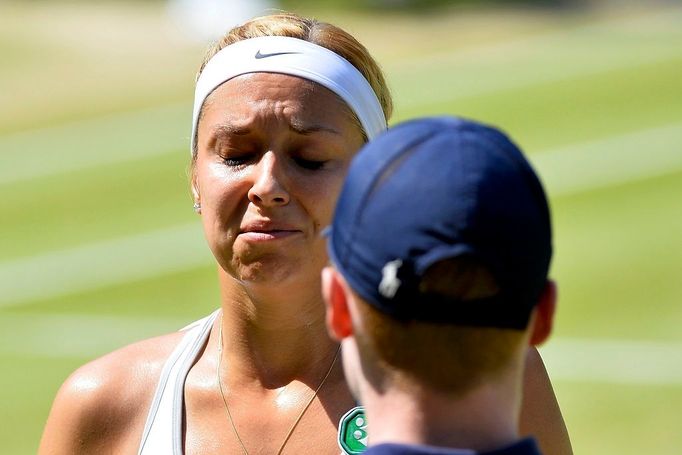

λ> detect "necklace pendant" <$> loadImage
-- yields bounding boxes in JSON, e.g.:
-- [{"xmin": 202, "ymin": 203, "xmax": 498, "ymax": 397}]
[{"xmin": 338, "ymin": 406, "xmax": 369, "ymax": 454}]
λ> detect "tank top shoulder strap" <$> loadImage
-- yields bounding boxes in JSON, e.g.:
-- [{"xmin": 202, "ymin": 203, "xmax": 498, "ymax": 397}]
[{"xmin": 138, "ymin": 309, "xmax": 220, "ymax": 455}]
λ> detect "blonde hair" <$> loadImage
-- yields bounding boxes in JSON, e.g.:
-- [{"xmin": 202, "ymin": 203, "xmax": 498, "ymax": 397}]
[
  {"xmin": 354, "ymin": 257, "xmax": 526, "ymax": 396},
  {"xmin": 192, "ymin": 12, "xmax": 392, "ymax": 157}
]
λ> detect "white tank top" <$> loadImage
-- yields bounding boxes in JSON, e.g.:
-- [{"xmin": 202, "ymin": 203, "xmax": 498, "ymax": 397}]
[{"xmin": 137, "ymin": 310, "xmax": 220, "ymax": 455}]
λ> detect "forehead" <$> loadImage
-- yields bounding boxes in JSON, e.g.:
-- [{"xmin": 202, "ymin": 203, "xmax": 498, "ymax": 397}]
[{"xmin": 200, "ymin": 72, "xmax": 357, "ymax": 130}]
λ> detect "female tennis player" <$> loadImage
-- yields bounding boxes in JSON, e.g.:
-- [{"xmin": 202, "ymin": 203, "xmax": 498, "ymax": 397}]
[{"xmin": 39, "ymin": 13, "xmax": 571, "ymax": 455}]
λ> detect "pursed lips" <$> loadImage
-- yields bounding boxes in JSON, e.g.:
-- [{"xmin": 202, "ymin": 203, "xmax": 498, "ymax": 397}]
[{"xmin": 238, "ymin": 221, "xmax": 303, "ymax": 241}]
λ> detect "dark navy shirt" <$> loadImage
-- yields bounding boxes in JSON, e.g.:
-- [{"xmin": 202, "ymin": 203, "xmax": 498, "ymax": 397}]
[{"xmin": 361, "ymin": 438, "xmax": 541, "ymax": 455}]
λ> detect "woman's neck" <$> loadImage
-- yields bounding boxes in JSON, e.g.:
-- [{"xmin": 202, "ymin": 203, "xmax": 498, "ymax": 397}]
[{"xmin": 217, "ymin": 270, "xmax": 338, "ymax": 389}]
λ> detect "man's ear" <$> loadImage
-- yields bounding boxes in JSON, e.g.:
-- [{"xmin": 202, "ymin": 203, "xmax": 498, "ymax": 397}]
[
  {"xmin": 529, "ymin": 279, "xmax": 557, "ymax": 346},
  {"xmin": 322, "ymin": 267, "xmax": 354, "ymax": 341}
]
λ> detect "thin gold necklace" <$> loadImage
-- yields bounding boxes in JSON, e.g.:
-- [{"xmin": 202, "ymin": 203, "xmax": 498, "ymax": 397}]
[{"xmin": 216, "ymin": 317, "xmax": 340, "ymax": 455}]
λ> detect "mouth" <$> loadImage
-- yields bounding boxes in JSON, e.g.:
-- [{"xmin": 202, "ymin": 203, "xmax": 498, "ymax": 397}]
[{"xmin": 238, "ymin": 222, "xmax": 303, "ymax": 241}]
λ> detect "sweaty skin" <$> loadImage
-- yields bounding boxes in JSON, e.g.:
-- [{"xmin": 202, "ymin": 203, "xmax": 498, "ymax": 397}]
[
  {"xmin": 38, "ymin": 73, "xmax": 571, "ymax": 455},
  {"xmin": 521, "ymin": 348, "xmax": 573, "ymax": 454}
]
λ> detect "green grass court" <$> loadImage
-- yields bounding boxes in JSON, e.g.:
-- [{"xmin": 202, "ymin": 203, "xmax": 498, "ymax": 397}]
[{"xmin": 1, "ymin": 2, "xmax": 681, "ymax": 453}]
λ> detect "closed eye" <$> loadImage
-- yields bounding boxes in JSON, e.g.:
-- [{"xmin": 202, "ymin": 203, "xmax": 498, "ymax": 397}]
[
  {"xmin": 222, "ymin": 154, "xmax": 255, "ymax": 167},
  {"xmin": 293, "ymin": 157, "xmax": 327, "ymax": 170}
]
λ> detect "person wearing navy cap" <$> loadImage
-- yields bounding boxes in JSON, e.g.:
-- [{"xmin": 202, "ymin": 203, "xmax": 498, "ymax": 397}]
[{"xmin": 323, "ymin": 116, "xmax": 568, "ymax": 455}]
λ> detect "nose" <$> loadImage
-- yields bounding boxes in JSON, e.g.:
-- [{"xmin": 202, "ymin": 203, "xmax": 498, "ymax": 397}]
[{"xmin": 248, "ymin": 151, "xmax": 290, "ymax": 207}]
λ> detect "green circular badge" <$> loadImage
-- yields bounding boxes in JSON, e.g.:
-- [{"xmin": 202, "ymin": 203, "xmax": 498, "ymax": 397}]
[{"xmin": 338, "ymin": 406, "xmax": 369, "ymax": 454}]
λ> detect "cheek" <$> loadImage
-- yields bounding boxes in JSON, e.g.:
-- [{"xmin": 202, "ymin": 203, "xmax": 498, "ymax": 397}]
[
  {"xmin": 197, "ymin": 162, "xmax": 249, "ymax": 219},
  {"xmin": 199, "ymin": 160, "xmax": 235, "ymax": 195},
  {"xmin": 304, "ymin": 171, "xmax": 347, "ymax": 227}
]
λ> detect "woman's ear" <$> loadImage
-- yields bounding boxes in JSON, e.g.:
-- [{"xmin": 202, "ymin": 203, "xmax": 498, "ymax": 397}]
[
  {"xmin": 529, "ymin": 280, "xmax": 557, "ymax": 346},
  {"xmin": 190, "ymin": 168, "xmax": 202, "ymax": 214},
  {"xmin": 191, "ymin": 171, "xmax": 201, "ymax": 205},
  {"xmin": 322, "ymin": 267, "xmax": 354, "ymax": 341}
]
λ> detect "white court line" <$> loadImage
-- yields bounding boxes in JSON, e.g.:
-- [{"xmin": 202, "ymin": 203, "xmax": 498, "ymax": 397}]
[
  {"xmin": 1, "ymin": 7, "xmax": 681, "ymax": 185},
  {"xmin": 0, "ymin": 313, "xmax": 189, "ymax": 359},
  {"xmin": 0, "ymin": 310, "xmax": 679, "ymax": 386},
  {"xmin": 0, "ymin": 223, "xmax": 212, "ymax": 308},
  {"xmin": 1, "ymin": 120, "xmax": 682, "ymax": 308},
  {"xmin": 389, "ymin": 7, "xmax": 682, "ymax": 110},
  {"xmin": 532, "ymin": 120, "xmax": 682, "ymax": 196},
  {"xmin": 540, "ymin": 338, "xmax": 682, "ymax": 386},
  {"xmin": 0, "ymin": 103, "xmax": 188, "ymax": 185},
  {"xmin": 387, "ymin": 6, "xmax": 682, "ymax": 72}
]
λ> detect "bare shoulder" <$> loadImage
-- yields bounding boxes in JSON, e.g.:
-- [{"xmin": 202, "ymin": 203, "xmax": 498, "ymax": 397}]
[
  {"xmin": 520, "ymin": 346, "xmax": 573, "ymax": 455},
  {"xmin": 38, "ymin": 330, "xmax": 186, "ymax": 455}
]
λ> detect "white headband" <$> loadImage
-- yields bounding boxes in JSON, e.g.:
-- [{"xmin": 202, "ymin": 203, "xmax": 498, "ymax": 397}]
[{"xmin": 190, "ymin": 36, "xmax": 387, "ymax": 155}]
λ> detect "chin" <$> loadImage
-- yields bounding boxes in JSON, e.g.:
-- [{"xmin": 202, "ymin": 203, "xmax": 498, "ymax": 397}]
[{"xmin": 234, "ymin": 256, "xmax": 313, "ymax": 286}]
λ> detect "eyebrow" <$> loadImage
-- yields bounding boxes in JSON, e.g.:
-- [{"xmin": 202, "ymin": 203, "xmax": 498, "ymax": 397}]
[
  {"xmin": 212, "ymin": 124, "xmax": 251, "ymax": 137},
  {"xmin": 210, "ymin": 121, "xmax": 342, "ymax": 138},
  {"xmin": 289, "ymin": 120, "xmax": 342, "ymax": 136}
]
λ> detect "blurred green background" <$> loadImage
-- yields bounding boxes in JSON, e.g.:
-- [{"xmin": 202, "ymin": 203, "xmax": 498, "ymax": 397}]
[{"xmin": 1, "ymin": 0, "xmax": 681, "ymax": 453}]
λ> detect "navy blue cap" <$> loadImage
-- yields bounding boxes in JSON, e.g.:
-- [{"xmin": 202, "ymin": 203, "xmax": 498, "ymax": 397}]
[{"xmin": 327, "ymin": 116, "xmax": 552, "ymax": 330}]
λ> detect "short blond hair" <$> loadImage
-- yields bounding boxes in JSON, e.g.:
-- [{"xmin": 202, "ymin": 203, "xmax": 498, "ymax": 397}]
[{"xmin": 354, "ymin": 257, "xmax": 526, "ymax": 395}]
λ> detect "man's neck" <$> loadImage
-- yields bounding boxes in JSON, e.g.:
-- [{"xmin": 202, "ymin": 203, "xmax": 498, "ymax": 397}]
[{"xmin": 361, "ymin": 378, "xmax": 522, "ymax": 453}]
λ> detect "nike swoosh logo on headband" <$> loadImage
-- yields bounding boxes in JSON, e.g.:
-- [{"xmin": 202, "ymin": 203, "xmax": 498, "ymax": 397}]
[{"xmin": 255, "ymin": 50, "xmax": 302, "ymax": 59}]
